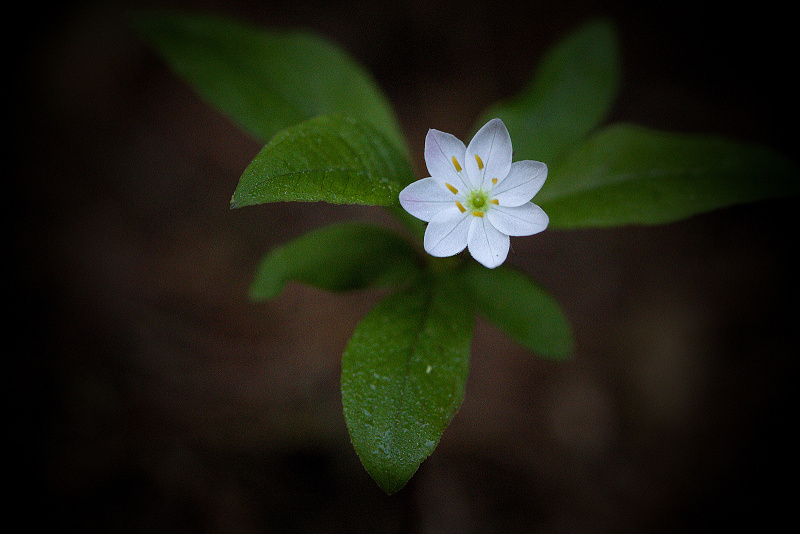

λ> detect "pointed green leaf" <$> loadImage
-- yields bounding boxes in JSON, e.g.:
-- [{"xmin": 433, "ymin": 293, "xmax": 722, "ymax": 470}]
[
  {"xmin": 341, "ymin": 276, "xmax": 474, "ymax": 494},
  {"xmin": 475, "ymin": 19, "xmax": 620, "ymax": 165},
  {"xmin": 538, "ymin": 123, "xmax": 800, "ymax": 228},
  {"xmin": 230, "ymin": 116, "xmax": 415, "ymax": 208},
  {"xmin": 249, "ymin": 222, "xmax": 421, "ymax": 300},
  {"xmin": 131, "ymin": 10, "xmax": 408, "ymax": 154},
  {"xmin": 460, "ymin": 263, "xmax": 574, "ymax": 360}
]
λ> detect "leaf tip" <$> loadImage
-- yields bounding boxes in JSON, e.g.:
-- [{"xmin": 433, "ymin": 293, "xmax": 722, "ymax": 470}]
[
  {"xmin": 230, "ymin": 189, "xmax": 253, "ymax": 209},
  {"xmin": 378, "ymin": 478, "xmax": 411, "ymax": 495},
  {"xmin": 364, "ymin": 460, "xmax": 419, "ymax": 495}
]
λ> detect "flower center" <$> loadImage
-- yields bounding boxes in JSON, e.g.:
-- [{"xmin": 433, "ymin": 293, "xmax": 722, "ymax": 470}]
[{"xmin": 468, "ymin": 190, "xmax": 488, "ymax": 211}]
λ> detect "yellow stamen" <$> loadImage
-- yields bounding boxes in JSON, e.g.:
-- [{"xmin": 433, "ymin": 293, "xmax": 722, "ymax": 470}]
[
  {"xmin": 492, "ymin": 178, "xmax": 497, "ymax": 184},
  {"xmin": 455, "ymin": 201, "xmax": 466, "ymax": 213},
  {"xmin": 471, "ymin": 211, "xmax": 484, "ymax": 217},
  {"xmin": 490, "ymin": 199, "xmax": 499, "ymax": 205},
  {"xmin": 451, "ymin": 156, "xmax": 462, "ymax": 172},
  {"xmin": 445, "ymin": 182, "xmax": 458, "ymax": 195},
  {"xmin": 475, "ymin": 154, "xmax": 484, "ymax": 170}
]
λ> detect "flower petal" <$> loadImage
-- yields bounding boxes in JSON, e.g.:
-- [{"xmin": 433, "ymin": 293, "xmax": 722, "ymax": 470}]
[
  {"xmin": 424, "ymin": 128, "xmax": 470, "ymax": 190},
  {"xmin": 465, "ymin": 118, "xmax": 512, "ymax": 190},
  {"xmin": 399, "ymin": 177, "xmax": 458, "ymax": 222},
  {"xmin": 424, "ymin": 206, "xmax": 471, "ymax": 257},
  {"xmin": 467, "ymin": 216, "xmax": 510, "ymax": 269},
  {"xmin": 487, "ymin": 202, "xmax": 549, "ymax": 237},
  {"xmin": 491, "ymin": 160, "xmax": 548, "ymax": 207}
]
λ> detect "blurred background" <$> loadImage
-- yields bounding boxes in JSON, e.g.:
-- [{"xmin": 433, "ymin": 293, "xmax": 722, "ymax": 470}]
[{"xmin": 16, "ymin": 0, "xmax": 797, "ymax": 532}]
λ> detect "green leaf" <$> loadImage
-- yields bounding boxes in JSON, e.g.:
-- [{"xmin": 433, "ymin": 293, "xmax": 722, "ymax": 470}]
[
  {"xmin": 460, "ymin": 263, "xmax": 574, "ymax": 360},
  {"xmin": 341, "ymin": 276, "xmax": 474, "ymax": 494},
  {"xmin": 131, "ymin": 10, "xmax": 408, "ymax": 154},
  {"xmin": 475, "ymin": 18, "xmax": 619, "ymax": 165},
  {"xmin": 538, "ymin": 123, "xmax": 800, "ymax": 228},
  {"xmin": 230, "ymin": 115, "xmax": 415, "ymax": 208},
  {"xmin": 249, "ymin": 222, "xmax": 421, "ymax": 300}
]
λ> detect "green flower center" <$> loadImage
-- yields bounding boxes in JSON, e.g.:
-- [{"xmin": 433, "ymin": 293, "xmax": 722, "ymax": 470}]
[{"xmin": 468, "ymin": 190, "xmax": 488, "ymax": 211}]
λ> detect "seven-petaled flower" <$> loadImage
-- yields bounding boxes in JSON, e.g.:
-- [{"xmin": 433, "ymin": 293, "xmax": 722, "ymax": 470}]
[{"xmin": 398, "ymin": 118, "xmax": 549, "ymax": 269}]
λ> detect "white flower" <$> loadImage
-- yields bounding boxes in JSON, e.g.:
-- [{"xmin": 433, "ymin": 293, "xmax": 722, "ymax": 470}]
[{"xmin": 398, "ymin": 118, "xmax": 549, "ymax": 269}]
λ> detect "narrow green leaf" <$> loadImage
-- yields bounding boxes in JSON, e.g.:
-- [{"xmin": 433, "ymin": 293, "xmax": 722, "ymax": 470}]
[
  {"xmin": 249, "ymin": 222, "xmax": 421, "ymax": 300},
  {"xmin": 131, "ymin": 10, "xmax": 408, "ymax": 154},
  {"xmin": 230, "ymin": 115, "xmax": 415, "ymax": 208},
  {"xmin": 341, "ymin": 276, "xmax": 474, "ymax": 494},
  {"xmin": 539, "ymin": 123, "xmax": 800, "ymax": 228},
  {"xmin": 475, "ymin": 18, "xmax": 619, "ymax": 165},
  {"xmin": 460, "ymin": 263, "xmax": 574, "ymax": 360}
]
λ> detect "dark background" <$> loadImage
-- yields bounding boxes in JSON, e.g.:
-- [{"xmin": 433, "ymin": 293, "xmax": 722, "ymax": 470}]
[{"xmin": 16, "ymin": 0, "xmax": 797, "ymax": 532}]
